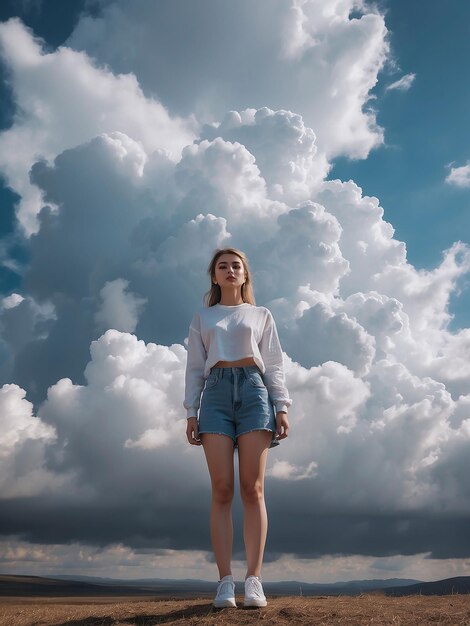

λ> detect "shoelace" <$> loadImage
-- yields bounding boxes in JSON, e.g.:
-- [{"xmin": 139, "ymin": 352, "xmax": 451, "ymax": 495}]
[{"xmin": 245, "ymin": 577, "xmax": 264, "ymax": 598}]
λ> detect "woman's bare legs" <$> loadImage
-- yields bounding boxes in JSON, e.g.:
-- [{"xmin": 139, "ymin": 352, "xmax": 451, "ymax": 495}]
[
  {"xmin": 201, "ymin": 433, "xmax": 235, "ymax": 579},
  {"xmin": 237, "ymin": 430, "xmax": 272, "ymax": 579}
]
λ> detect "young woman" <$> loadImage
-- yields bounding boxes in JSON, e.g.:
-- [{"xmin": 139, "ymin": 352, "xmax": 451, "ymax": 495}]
[{"xmin": 184, "ymin": 247, "xmax": 292, "ymax": 609}]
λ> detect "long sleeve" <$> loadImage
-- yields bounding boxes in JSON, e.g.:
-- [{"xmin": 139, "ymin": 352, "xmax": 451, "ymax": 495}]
[
  {"xmin": 259, "ymin": 310, "xmax": 292, "ymax": 413},
  {"xmin": 183, "ymin": 313, "xmax": 207, "ymax": 418}
]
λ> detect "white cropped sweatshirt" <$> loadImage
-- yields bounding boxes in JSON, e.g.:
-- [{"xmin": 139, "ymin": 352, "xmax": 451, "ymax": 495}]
[{"xmin": 183, "ymin": 302, "xmax": 292, "ymax": 419}]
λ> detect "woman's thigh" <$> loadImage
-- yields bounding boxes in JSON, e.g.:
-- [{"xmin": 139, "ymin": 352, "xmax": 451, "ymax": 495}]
[
  {"xmin": 237, "ymin": 430, "xmax": 272, "ymax": 497},
  {"xmin": 201, "ymin": 433, "xmax": 235, "ymax": 499}
]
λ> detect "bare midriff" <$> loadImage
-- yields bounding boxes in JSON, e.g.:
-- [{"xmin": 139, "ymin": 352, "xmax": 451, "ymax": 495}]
[{"xmin": 213, "ymin": 357, "xmax": 257, "ymax": 367}]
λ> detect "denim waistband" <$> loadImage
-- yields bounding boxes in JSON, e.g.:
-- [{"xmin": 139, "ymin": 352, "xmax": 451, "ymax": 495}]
[{"xmin": 209, "ymin": 365, "xmax": 261, "ymax": 378}]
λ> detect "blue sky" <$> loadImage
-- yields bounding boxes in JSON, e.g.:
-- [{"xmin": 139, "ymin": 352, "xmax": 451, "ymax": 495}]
[
  {"xmin": 0, "ymin": 0, "xmax": 470, "ymax": 584},
  {"xmin": 333, "ymin": 0, "xmax": 470, "ymax": 328},
  {"xmin": 339, "ymin": 0, "xmax": 470, "ymax": 265}
]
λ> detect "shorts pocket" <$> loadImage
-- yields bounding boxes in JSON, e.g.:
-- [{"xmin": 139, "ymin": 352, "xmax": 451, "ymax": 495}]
[
  {"xmin": 205, "ymin": 373, "xmax": 219, "ymax": 388},
  {"xmin": 247, "ymin": 371, "xmax": 265, "ymax": 388}
]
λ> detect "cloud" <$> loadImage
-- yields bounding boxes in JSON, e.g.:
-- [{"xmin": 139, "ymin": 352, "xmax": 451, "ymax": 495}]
[
  {"xmin": 3, "ymin": 326, "xmax": 470, "ymax": 560},
  {"xmin": 2, "ymin": 293, "xmax": 25, "ymax": 309},
  {"xmin": 278, "ymin": 290, "xmax": 376, "ymax": 377},
  {"xmin": 0, "ymin": 17, "xmax": 195, "ymax": 234},
  {"xmin": 0, "ymin": 383, "xmax": 60, "ymax": 498},
  {"xmin": 42, "ymin": 329, "xmax": 186, "ymax": 471},
  {"xmin": 95, "ymin": 279, "xmax": 147, "ymax": 334},
  {"xmin": 267, "ymin": 459, "xmax": 318, "ymax": 480},
  {"xmin": 0, "ymin": 292, "xmax": 55, "ymax": 386},
  {"xmin": 445, "ymin": 161, "xmax": 470, "ymax": 188},
  {"xmin": 66, "ymin": 0, "xmax": 389, "ymax": 159},
  {"xmin": 1, "ymin": 534, "xmax": 470, "ymax": 583},
  {"xmin": 1, "ymin": 2, "xmax": 470, "ymax": 577},
  {"xmin": 0, "ymin": 110, "xmax": 469, "ymax": 561},
  {"xmin": 315, "ymin": 182, "xmax": 470, "ymax": 337},
  {"xmin": 199, "ymin": 107, "xmax": 330, "ymax": 205},
  {"xmin": 385, "ymin": 72, "xmax": 416, "ymax": 92}
]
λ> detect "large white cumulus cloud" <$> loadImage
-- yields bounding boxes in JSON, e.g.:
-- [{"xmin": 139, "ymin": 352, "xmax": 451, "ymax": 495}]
[
  {"xmin": 1, "ymin": 112, "xmax": 469, "ymax": 559},
  {"xmin": 0, "ymin": 17, "xmax": 195, "ymax": 234},
  {"xmin": 0, "ymin": 384, "xmax": 60, "ymax": 498},
  {"xmin": 66, "ymin": 0, "xmax": 388, "ymax": 159},
  {"xmin": 1, "ymin": 1, "xmax": 470, "ymax": 568},
  {"xmin": 199, "ymin": 108, "xmax": 329, "ymax": 205}
]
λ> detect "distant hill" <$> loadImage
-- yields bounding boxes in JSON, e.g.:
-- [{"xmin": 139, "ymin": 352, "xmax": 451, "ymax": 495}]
[
  {"xmin": 0, "ymin": 574, "xmax": 164, "ymax": 597},
  {"xmin": 0, "ymin": 574, "xmax": 422, "ymax": 597},
  {"xmin": 385, "ymin": 576, "xmax": 470, "ymax": 596}
]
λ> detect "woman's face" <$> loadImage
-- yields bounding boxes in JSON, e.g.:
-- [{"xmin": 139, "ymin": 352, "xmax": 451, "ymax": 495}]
[{"xmin": 213, "ymin": 253, "xmax": 246, "ymax": 288}]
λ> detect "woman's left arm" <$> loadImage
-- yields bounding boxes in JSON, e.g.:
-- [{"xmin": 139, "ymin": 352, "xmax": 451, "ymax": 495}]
[{"xmin": 258, "ymin": 310, "xmax": 292, "ymax": 439}]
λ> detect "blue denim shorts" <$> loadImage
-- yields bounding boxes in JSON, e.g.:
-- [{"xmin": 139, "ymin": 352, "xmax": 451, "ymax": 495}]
[{"xmin": 198, "ymin": 365, "xmax": 280, "ymax": 449}]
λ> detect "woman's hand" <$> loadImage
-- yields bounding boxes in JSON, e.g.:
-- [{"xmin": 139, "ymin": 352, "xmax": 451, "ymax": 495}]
[
  {"xmin": 186, "ymin": 416, "xmax": 202, "ymax": 445},
  {"xmin": 275, "ymin": 411, "xmax": 289, "ymax": 441}
]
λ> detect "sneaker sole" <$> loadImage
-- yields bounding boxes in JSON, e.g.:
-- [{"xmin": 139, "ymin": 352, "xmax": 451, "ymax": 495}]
[
  {"xmin": 244, "ymin": 599, "xmax": 267, "ymax": 607},
  {"xmin": 213, "ymin": 598, "xmax": 237, "ymax": 608}
]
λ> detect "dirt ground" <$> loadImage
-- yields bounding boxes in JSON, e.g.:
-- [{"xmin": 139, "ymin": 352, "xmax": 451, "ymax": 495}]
[{"xmin": 1, "ymin": 593, "xmax": 470, "ymax": 626}]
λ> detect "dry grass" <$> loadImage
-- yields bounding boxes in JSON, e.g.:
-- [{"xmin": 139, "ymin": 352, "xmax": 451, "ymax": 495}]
[{"xmin": 1, "ymin": 593, "xmax": 470, "ymax": 626}]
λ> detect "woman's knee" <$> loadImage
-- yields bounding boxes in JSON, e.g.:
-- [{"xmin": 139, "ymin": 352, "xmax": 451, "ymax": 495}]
[
  {"xmin": 240, "ymin": 480, "xmax": 264, "ymax": 504},
  {"xmin": 212, "ymin": 480, "xmax": 234, "ymax": 504},
  {"xmin": 202, "ymin": 433, "xmax": 235, "ymax": 504}
]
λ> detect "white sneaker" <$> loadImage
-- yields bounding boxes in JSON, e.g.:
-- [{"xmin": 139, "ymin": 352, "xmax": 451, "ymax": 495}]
[
  {"xmin": 244, "ymin": 575, "xmax": 267, "ymax": 607},
  {"xmin": 213, "ymin": 574, "xmax": 237, "ymax": 608}
]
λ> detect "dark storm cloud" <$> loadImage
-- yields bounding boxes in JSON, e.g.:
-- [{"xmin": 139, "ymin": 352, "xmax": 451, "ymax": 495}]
[{"xmin": 2, "ymin": 493, "xmax": 470, "ymax": 559}]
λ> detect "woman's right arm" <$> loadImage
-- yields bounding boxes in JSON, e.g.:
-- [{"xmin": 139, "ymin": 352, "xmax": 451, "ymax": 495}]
[{"xmin": 183, "ymin": 313, "xmax": 207, "ymax": 420}]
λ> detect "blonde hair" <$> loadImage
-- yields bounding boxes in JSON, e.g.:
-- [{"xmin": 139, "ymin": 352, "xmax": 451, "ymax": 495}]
[{"xmin": 204, "ymin": 247, "xmax": 256, "ymax": 307}]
